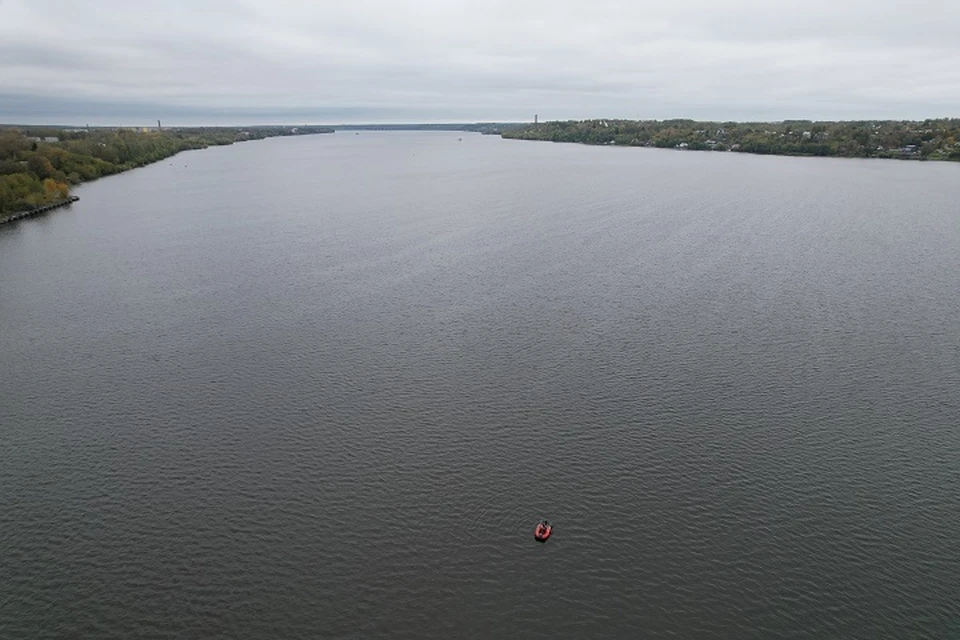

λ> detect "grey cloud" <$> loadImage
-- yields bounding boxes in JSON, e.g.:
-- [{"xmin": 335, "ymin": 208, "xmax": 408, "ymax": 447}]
[{"xmin": 1, "ymin": 0, "xmax": 957, "ymax": 124}]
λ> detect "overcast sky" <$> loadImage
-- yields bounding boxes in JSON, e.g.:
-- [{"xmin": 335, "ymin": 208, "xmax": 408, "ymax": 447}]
[{"xmin": 1, "ymin": 0, "xmax": 958, "ymax": 125}]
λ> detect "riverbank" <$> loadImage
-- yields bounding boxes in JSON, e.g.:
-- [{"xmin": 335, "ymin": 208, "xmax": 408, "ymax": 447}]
[
  {"xmin": 0, "ymin": 196, "xmax": 79, "ymax": 225},
  {"xmin": 0, "ymin": 126, "xmax": 334, "ymax": 217},
  {"xmin": 502, "ymin": 118, "xmax": 960, "ymax": 162}
]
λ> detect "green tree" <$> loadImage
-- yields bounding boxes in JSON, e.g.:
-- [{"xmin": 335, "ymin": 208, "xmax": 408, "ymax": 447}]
[{"xmin": 27, "ymin": 154, "xmax": 56, "ymax": 179}]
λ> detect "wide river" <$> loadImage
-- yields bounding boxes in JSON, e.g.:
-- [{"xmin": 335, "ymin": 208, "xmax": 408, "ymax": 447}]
[{"xmin": 2, "ymin": 132, "xmax": 959, "ymax": 638}]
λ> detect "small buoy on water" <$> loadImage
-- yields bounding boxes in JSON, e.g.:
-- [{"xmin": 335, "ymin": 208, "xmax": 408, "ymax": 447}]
[{"xmin": 534, "ymin": 519, "xmax": 552, "ymax": 542}]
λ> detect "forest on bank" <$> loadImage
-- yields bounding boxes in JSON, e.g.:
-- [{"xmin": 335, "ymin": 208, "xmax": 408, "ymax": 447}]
[
  {"xmin": 0, "ymin": 126, "xmax": 332, "ymax": 216},
  {"xmin": 502, "ymin": 118, "xmax": 960, "ymax": 161}
]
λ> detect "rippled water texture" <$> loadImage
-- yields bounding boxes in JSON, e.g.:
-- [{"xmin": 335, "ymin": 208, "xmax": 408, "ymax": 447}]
[{"xmin": 2, "ymin": 132, "xmax": 959, "ymax": 638}]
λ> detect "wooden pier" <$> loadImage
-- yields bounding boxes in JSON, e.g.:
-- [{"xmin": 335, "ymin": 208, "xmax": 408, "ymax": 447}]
[{"xmin": 0, "ymin": 196, "xmax": 80, "ymax": 224}]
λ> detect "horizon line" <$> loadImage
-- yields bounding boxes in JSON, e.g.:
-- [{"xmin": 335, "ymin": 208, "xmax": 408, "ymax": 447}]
[{"xmin": 2, "ymin": 116, "xmax": 959, "ymax": 129}]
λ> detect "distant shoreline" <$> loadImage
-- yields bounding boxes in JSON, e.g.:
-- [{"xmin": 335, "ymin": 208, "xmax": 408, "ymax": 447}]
[
  {"xmin": 4, "ymin": 121, "xmax": 956, "ymax": 221},
  {"xmin": 501, "ymin": 118, "xmax": 960, "ymax": 163}
]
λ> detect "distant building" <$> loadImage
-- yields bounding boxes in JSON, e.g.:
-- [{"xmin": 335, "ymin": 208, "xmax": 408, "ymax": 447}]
[{"xmin": 43, "ymin": 137, "xmax": 59, "ymax": 143}]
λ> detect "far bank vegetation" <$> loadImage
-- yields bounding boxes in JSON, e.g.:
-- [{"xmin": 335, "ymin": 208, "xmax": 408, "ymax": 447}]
[{"xmin": 503, "ymin": 118, "xmax": 960, "ymax": 161}]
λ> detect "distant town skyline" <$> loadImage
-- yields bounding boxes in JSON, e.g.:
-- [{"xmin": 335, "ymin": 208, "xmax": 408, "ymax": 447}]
[{"xmin": 1, "ymin": 0, "xmax": 958, "ymax": 125}]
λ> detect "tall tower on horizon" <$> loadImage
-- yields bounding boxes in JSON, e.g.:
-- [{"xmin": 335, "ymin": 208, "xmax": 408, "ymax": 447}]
[
  {"xmin": 157, "ymin": 119, "xmax": 162, "ymax": 131},
  {"xmin": 534, "ymin": 114, "xmax": 538, "ymax": 124}
]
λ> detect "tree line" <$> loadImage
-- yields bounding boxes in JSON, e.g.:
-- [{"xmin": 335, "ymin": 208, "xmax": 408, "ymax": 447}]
[
  {"xmin": 501, "ymin": 118, "xmax": 960, "ymax": 161},
  {"xmin": 0, "ymin": 126, "xmax": 333, "ymax": 217}
]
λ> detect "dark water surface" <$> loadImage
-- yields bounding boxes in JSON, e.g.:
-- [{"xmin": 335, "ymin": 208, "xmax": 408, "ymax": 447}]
[{"xmin": 2, "ymin": 132, "xmax": 959, "ymax": 639}]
